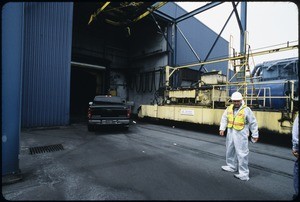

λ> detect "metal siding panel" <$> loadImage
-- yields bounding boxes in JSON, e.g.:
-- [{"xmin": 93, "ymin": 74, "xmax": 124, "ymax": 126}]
[{"xmin": 22, "ymin": 2, "xmax": 73, "ymax": 127}]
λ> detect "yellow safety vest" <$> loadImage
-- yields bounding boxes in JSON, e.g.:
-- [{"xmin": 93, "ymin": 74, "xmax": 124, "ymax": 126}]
[{"xmin": 227, "ymin": 104, "xmax": 246, "ymax": 130}]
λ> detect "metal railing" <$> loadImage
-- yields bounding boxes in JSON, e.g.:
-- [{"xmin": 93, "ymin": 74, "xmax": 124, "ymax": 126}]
[{"xmin": 211, "ymin": 80, "xmax": 295, "ymax": 112}]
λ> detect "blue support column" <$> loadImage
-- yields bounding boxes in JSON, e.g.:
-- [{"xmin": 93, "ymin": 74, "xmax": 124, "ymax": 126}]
[
  {"xmin": 2, "ymin": 3, "xmax": 24, "ymax": 176},
  {"xmin": 240, "ymin": 2, "xmax": 247, "ymax": 54}
]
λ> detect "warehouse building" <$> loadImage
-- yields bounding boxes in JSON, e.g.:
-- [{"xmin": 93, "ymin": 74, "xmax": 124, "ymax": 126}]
[{"xmin": 2, "ymin": 2, "xmax": 229, "ymax": 175}]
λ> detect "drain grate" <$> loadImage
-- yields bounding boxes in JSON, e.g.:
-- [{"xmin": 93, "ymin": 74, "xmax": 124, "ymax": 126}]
[{"xmin": 29, "ymin": 144, "xmax": 64, "ymax": 155}]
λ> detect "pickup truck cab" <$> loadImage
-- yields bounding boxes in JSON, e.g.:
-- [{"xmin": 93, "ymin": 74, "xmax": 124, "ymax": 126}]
[{"xmin": 87, "ymin": 95, "xmax": 131, "ymax": 131}]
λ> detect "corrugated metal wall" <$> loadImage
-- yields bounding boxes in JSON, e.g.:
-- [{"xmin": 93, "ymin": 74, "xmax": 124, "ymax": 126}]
[{"xmin": 21, "ymin": 2, "xmax": 73, "ymax": 127}]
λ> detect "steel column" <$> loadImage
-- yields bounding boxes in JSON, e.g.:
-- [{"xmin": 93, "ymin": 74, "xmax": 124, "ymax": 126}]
[
  {"xmin": 2, "ymin": 2, "xmax": 24, "ymax": 176},
  {"xmin": 240, "ymin": 2, "xmax": 247, "ymax": 54}
]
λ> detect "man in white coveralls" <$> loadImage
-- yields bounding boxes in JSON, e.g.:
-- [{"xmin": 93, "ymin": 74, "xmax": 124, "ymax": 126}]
[{"xmin": 219, "ymin": 91, "xmax": 259, "ymax": 181}]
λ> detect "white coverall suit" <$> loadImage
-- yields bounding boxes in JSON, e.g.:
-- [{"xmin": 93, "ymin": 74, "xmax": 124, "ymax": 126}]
[{"xmin": 219, "ymin": 104, "xmax": 259, "ymax": 178}]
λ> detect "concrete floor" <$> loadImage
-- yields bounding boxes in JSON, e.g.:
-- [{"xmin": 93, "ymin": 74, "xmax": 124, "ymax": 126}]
[{"xmin": 1, "ymin": 120, "xmax": 297, "ymax": 200}]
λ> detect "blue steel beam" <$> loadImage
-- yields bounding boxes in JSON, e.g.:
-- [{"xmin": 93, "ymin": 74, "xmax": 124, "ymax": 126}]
[
  {"xmin": 231, "ymin": 1, "xmax": 243, "ymax": 34},
  {"xmin": 240, "ymin": 2, "xmax": 247, "ymax": 54},
  {"xmin": 2, "ymin": 2, "xmax": 24, "ymax": 176},
  {"xmin": 153, "ymin": 9, "xmax": 175, "ymax": 22},
  {"xmin": 175, "ymin": 2, "xmax": 224, "ymax": 23}
]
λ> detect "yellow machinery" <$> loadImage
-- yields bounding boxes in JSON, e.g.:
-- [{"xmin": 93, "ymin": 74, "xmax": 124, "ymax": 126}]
[
  {"xmin": 138, "ymin": 38, "xmax": 298, "ymax": 135},
  {"xmin": 166, "ymin": 71, "xmax": 227, "ymax": 106}
]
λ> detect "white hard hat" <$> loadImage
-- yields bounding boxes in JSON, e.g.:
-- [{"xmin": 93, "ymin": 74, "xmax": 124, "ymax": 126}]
[{"xmin": 231, "ymin": 92, "xmax": 243, "ymax": 100}]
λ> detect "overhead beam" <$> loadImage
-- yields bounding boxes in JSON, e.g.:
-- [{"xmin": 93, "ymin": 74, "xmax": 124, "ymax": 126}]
[
  {"xmin": 132, "ymin": 2, "xmax": 168, "ymax": 23},
  {"xmin": 89, "ymin": 2, "xmax": 168, "ymax": 27},
  {"xmin": 71, "ymin": 61, "xmax": 106, "ymax": 70},
  {"xmin": 175, "ymin": 2, "xmax": 224, "ymax": 23},
  {"xmin": 88, "ymin": 2, "xmax": 110, "ymax": 25},
  {"xmin": 153, "ymin": 9, "xmax": 175, "ymax": 22}
]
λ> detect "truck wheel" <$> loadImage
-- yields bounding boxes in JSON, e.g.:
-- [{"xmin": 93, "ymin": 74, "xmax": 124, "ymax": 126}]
[{"xmin": 88, "ymin": 125, "xmax": 95, "ymax": 131}]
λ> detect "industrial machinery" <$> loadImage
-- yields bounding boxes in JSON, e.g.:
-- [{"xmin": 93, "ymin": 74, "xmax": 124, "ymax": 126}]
[
  {"xmin": 139, "ymin": 39, "xmax": 299, "ymax": 135},
  {"xmin": 250, "ymin": 57, "xmax": 298, "ymax": 110},
  {"xmin": 166, "ymin": 70, "xmax": 227, "ymax": 106}
]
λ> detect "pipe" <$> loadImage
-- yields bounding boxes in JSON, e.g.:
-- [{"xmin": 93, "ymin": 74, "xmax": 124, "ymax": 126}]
[{"xmin": 71, "ymin": 61, "xmax": 106, "ymax": 70}]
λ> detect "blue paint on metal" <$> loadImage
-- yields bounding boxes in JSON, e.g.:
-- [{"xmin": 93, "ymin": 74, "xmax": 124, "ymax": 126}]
[
  {"xmin": 240, "ymin": 2, "xmax": 247, "ymax": 54},
  {"xmin": 229, "ymin": 81, "xmax": 289, "ymax": 109},
  {"xmin": 249, "ymin": 57, "xmax": 299, "ymax": 109},
  {"xmin": 2, "ymin": 2, "xmax": 24, "ymax": 175},
  {"xmin": 21, "ymin": 2, "xmax": 73, "ymax": 127}
]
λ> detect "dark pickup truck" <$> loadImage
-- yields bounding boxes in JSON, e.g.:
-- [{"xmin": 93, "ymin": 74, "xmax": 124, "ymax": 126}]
[{"xmin": 87, "ymin": 95, "xmax": 131, "ymax": 131}]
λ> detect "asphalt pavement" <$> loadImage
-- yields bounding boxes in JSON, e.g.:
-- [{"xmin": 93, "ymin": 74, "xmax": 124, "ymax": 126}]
[{"xmin": 1, "ymin": 120, "xmax": 297, "ymax": 200}]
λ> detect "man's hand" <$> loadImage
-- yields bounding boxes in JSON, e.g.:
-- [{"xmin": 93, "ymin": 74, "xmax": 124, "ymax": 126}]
[
  {"xmin": 251, "ymin": 137, "xmax": 259, "ymax": 143},
  {"xmin": 292, "ymin": 150, "xmax": 299, "ymax": 158},
  {"xmin": 219, "ymin": 130, "xmax": 225, "ymax": 136}
]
